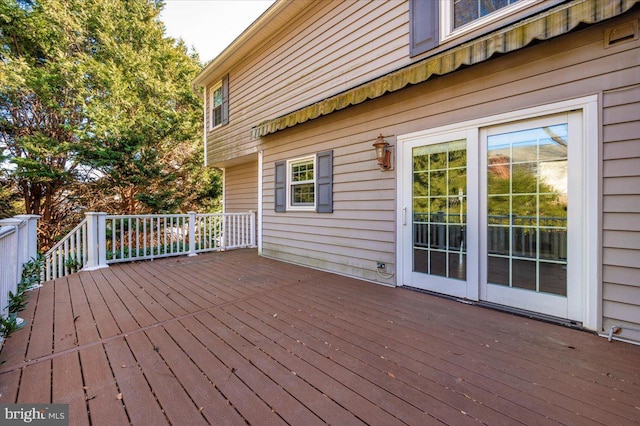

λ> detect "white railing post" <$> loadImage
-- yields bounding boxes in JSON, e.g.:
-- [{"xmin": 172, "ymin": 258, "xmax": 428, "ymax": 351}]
[
  {"xmin": 97, "ymin": 212, "xmax": 107, "ymax": 267},
  {"xmin": 249, "ymin": 211, "xmax": 256, "ymax": 247},
  {"xmin": 0, "ymin": 219, "xmax": 21, "ymax": 318},
  {"xmin": 221, "ymin": 214, "xmax": 227, "ymax": 251},
  {"xmin": 188, "ymin": 211, "xmax": 198, "ymax": 257},
  {"xmin": 85, "ymin": 212, "xmax": 98, "ymax": 270},
  {"xmin": 0, "ymin": 219, "xmax": 23, "ymax": 288},
  {"xmin": 84, "ymin": 212, "xmax": 108, "ymax": 271},
  {"xmin": 14, "ymin": 215, "xmax": 39, "ymax": 261}
]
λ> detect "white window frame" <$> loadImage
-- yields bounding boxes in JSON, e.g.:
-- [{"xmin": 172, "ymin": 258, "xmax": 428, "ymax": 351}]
[
  {"xmin": 440, "ymin": 0, "xmax": 539, "ymax": 43},
  {"xmin": 286, "ymin": 155, "xmax": 316, "ymax": 211},
  {"xmin": 209, "ymin": 81, "xmax": 223, "ymax": 130}
]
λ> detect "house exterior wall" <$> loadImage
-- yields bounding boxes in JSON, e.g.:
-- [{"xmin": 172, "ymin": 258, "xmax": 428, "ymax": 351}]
[
  {"xmin": 205, "ymin": 0, "xmax": 410, "ymax": 166},
  {"xmin": 602, "ymin": 84, "xmax": 640, "ymax": 342},
  {"xmin": 198, "ymin": 1, "xmax": 640, "ymax": 341},
  {"xmin": 204, "ymin": 0, "xmax": 560, "ymax": 167},
  {"xmin": 261, "ymin": 11, "xmax": 640, "ymax": 339},
  {"xmin": 223, "ymin": 160, "xmax": 259, "ymax": 213}
]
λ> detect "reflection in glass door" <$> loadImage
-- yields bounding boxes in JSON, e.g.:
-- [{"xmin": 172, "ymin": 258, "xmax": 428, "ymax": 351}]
[
  {"xmin": 413, "ymin": 141, "xmax": 467, "ymax": 281},
  {"xmin": 486, "ymin": 124, "xmax": 568, "ymax": 296}
]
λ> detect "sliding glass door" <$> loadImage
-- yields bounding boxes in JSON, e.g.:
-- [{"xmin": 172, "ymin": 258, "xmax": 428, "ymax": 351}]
[{"xmin": 400, "ymin": 107, "xmax": 589, "ymax": 322}]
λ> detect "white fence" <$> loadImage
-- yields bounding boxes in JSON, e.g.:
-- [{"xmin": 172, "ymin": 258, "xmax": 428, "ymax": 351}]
[
  {"xmin": 0, "ymin": 215, "xmax": 39, "ymax": 318},
  {"xmin": 43, "ymin": 212, "xmax": 256, "ymax": 281}
]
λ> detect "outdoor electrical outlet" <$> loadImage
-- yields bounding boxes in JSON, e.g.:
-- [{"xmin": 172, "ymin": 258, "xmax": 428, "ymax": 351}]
[{"xmin": 377, "ymin": 262, "xmax": 386, "ymax": 270}]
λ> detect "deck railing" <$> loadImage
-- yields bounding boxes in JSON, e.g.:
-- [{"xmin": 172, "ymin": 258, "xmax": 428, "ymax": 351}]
[
  {"xmin": 42, "ymin": 218, "xmax": 89, "ymax": 282},
  {"xmin": 43, "ymin": 211, "xmax": 256, "ymax": 281},
  {"xmin": 0, "ymin": 215, "xmax": 39, "ymax": 318}
]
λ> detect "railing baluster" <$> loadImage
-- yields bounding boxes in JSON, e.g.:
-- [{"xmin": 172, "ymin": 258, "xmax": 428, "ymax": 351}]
[{"xmin": 156, "ymin": 216, "xmax": 160, "ymax": 256}]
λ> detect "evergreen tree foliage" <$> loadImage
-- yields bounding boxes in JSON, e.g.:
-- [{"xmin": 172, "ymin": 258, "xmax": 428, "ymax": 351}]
[{"xmin": 0, "ymin": 0, "xmax": 220, "ymax": 249}]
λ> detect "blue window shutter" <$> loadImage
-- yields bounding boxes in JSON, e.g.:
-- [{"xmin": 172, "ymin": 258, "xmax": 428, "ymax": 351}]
[
  {"xmin": 221, "ymin": 74, "xmax": 229, "ymax": 125},
  {"xmin": 410, "ymin": 0, "xmax": 439, "ymax": 57},
  {"xmin": 316, "ymin": 151, "xmax": 333, "ymax": 213},
  {"xmin": 274, "ymin": 161, "xmax": 286, "ymax": 212}
]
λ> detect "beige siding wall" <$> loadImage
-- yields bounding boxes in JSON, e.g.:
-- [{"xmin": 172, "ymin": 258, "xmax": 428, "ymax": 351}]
[
  {"xmin": 224, "ymin": 160, "xmax": 258, "ymax": 213},
  {"xmin": 204, "ymin": 0, "xmax": 561, "ymax": 167},
  {"xmin": 602, "ymin": 84, "xmax": 640, "ymax": 342},
  {"xmin": 206, "ymin": 0, "xmax": 410, "ymax": 166},
  {"xmin": 261, "ymin": 11, "xmax": 640, "ymax": 334}
]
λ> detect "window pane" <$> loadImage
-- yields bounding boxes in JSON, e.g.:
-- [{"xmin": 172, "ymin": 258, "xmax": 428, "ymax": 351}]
[
  {"xmin": 455, "ymin": 0, "xmax": 522, "ymax": 28},
  {"xmin": 449, "ymin": 253, "xmax": 466, "ymax": 280},
  {"xmin": 292, "ymin": 160, "xmax": 314, "ymax": 182},
  {"xmin": 539, "ymin": 262, "xmax": 567, "ymax": 296},
  {"xmin": 213, "ymin": 106, "xmax": 222, "ymax": 127},
  {"xmin": 291, "ymin": 183, "xmax": 314, "ymax": 205},
  {"xmin": 213, "ymin": 87, "xmax": 222, "ymax": 107},
  {"xmin": 412, "ymin": 140, "xmax": 466, "ymax": 280},
  {"xmin": 486, "ymin": 122, "xmax": 568, "ymax": 295},
  {"xmin": 512, "ymin": 163, "xmax": 537, "ymax": 194},
  {"xmin": 430, "ymin": 251, "xmax": 447, "ymax": 277},
  {"xmin": 429, "ymin": 170, "xmax": 447, "ymax": 196},
  {"xmin": 449, "ymin": 148, "xmax": 467, "ymax": 168},
  {"xmin": 448, "ymin": 168, "xmax": 466, "ymax": 196},
  {"xmin": 512, "ymin": 259, "xmax": 536, "ymax": 290},
  {"xmin": 488, "ymin": 226, "xmax": 509, "ymax": 255},
  {"xmin": 488, "ymin": 165, "xmax": 510, "ymax": 195},
  {"xmin": 454, "ymin": 0, "xmax": 478, "ymax": 28},
  {"xmin": 538, "ymin": 125, "xmax": 568, "ymax": 161},
  {"xmin": 488, "ymin": 256, "xmax": 509, "ymax": 285}
]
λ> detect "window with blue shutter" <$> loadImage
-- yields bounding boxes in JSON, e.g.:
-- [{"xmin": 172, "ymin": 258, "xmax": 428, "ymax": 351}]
[{"xmin": 274, "ymin": 151, "xmax": 333, "ymax": 213}]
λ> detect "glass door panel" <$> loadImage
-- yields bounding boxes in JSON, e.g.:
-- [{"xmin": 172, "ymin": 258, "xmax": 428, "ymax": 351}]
[
  {"xmin": 486, "ymin": 124, "xmax": 568, "ymax": 296},
  {"xmin": 413, "ymin": 140, "xmax": 467, "ymax": 282}
]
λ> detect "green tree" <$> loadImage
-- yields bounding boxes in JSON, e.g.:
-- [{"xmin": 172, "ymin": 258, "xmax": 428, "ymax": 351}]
[{"xmin": 1, "ymin": 0, "xmax": 220, "ymax": 248}]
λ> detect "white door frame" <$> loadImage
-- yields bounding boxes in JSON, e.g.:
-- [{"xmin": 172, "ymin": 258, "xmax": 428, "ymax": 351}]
[{"xmin": 396, "ymin": 96, "xmax": 600, "ymax": 330}]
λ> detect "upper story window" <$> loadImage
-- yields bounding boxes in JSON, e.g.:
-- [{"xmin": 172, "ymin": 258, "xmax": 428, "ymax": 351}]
[
  {"xmin": 443, "ymin": 0, "xmax": 535, "ymax": 41},
  {"xmin": 208, "ymin": 74, "xmax": 229, "ymax": 130},
  {"xmin": 453, "ymin": 0, "xmax": 523, "ymax": 29},
  {"xmin": 211, "ymin": 84, "xmax": 223, "ymax": 127},
  {"xmin": 410, "ymin": 0, "xmax": 539, "ymax": 56}
]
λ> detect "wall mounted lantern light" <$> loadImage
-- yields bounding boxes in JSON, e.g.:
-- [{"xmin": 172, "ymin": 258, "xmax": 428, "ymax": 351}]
[{"xmin": 373, "ymin": 133, "xmax": 392, "ymax": 170}]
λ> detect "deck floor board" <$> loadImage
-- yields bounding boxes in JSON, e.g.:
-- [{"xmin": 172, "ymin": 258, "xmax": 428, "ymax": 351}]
[
  {"xmin": 0, "ymin": 249, "xmax": 638, "ymax": 425},
  {"xmin": 291, "ymin": 278, "xmax": 640, "ymax": 420},
  {"xmin": 279, "ymin": 283, "xmax": 604, "ymax": 425}
]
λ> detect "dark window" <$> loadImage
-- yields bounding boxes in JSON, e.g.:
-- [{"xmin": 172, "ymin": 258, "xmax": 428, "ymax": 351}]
[
  {"xmin": 210, "ymin": 74, "xmax": 229, "ymax": 129},
  {"xmin": 454, "ymin": 0, "xmax": 522, "ymax": 29}
]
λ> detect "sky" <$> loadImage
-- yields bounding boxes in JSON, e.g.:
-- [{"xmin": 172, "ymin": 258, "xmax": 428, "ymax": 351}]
[{"xmin": 159, "ymin": 0, "xmax": 276, "ymax": 63}]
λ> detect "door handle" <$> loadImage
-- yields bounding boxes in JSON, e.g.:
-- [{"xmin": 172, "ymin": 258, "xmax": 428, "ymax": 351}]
[{"xmin": 402, "ymin": 207, "xmax": 407, "ymax": 226}]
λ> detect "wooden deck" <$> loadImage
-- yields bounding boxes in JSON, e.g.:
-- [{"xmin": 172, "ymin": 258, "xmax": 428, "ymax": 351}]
[{"xmin": 0, "ymin": 249, "xmax": 638, "ymax": 425}]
